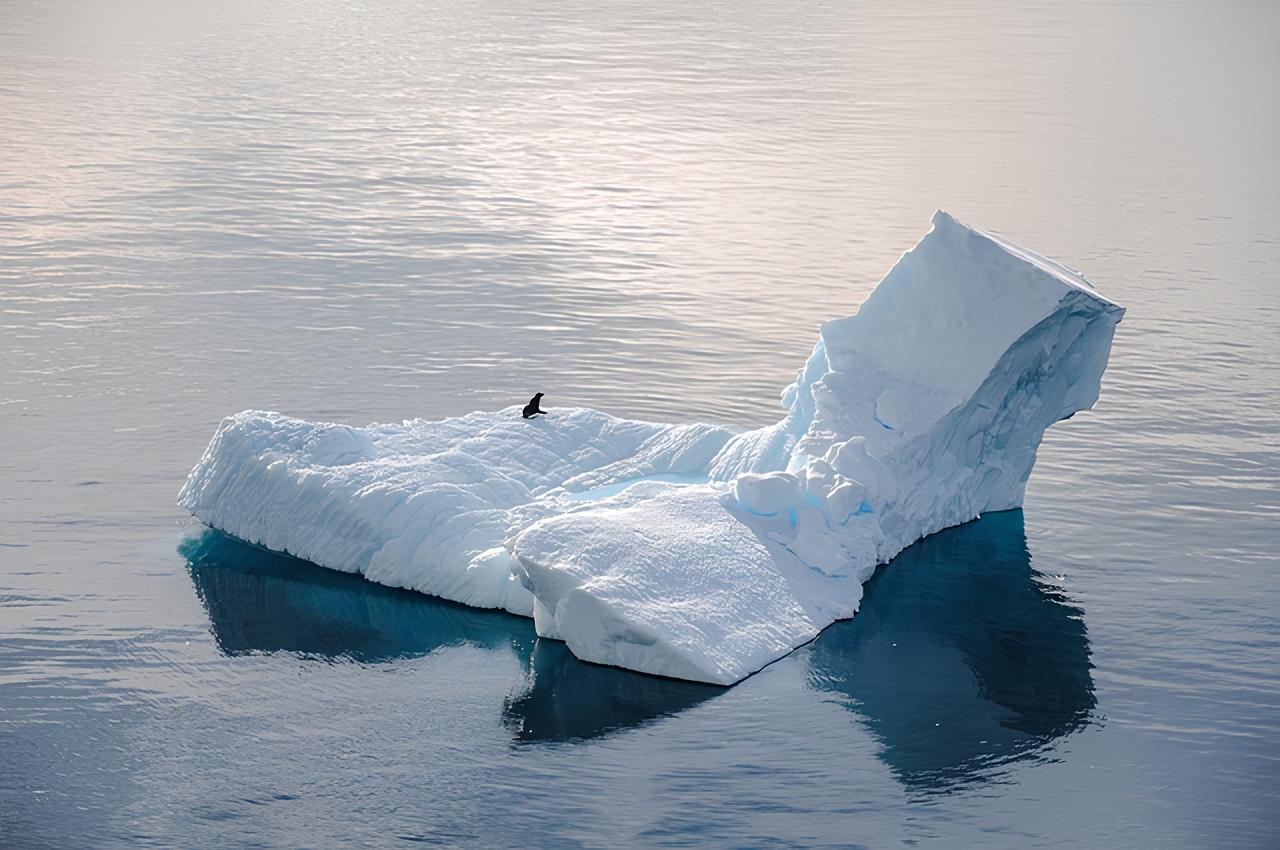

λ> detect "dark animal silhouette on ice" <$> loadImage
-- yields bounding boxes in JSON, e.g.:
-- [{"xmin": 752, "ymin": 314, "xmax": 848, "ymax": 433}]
[{"xmin": 522, "ymin": 392, "xmax": 547, "ymax": 419}]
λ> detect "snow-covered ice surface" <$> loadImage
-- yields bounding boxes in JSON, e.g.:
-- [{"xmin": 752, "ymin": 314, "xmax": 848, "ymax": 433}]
[
  {"xmin": 180, "ymin": 211, "xmax": 1124, "ymax": 685},
  {"xmin": 178, "ymin": 407, "xmax": 733, "ymax": 619}
]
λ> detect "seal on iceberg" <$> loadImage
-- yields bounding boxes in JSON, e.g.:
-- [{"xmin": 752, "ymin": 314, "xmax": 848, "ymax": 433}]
[{"xmin": 522, "ymin": 393, "xmax": 547, "ymax": 419}]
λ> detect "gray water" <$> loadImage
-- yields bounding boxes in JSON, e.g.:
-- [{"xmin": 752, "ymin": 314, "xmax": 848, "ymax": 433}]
[{"xmin": 2, "ymin": 0, "xmax": 1278, "ymax": 847}]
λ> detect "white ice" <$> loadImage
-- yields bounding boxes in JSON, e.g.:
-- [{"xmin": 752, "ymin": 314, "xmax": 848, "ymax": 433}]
[{"xmin": 180, "ymin": 211, "xmax": 1124, "ymax": 685}]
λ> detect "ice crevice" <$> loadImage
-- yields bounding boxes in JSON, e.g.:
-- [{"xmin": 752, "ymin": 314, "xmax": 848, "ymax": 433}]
[{"xmin": 179, "ymin": 211, "xmax": 1124, "ymax": 685}]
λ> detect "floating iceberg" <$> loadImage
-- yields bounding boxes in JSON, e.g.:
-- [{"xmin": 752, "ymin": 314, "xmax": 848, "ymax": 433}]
[{"xmin": 180, "ymin": 212, "xmax": 1124, "ymax": 685}]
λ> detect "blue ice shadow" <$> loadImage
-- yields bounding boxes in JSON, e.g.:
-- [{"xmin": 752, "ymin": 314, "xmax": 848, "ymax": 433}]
[
  {"xmin": 804, "ymin": 509, "xmax": 1096, "ymax": 792},
  {"xmin": 181, "ymin": 528, "xmax": 720, "ymax": 743},
  {"xmin": 182, "ymin": 510, "xmax": 1093, "ymax": 764},
  {"xmin": 502, "ymin": 639, "xmax": 721, "ymax": 744},
  {"xmin": 181, "ymin": 529, "xmax": 534, "ymax": 662}
]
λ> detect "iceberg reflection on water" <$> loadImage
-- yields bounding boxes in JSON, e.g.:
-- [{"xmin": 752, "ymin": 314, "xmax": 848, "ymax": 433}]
[
  {"xmin": 181, "ymin": 528, "xmax": 718, "ymax": 742},
  {"xmin": 805, "ymin": 509, "xmax": 1095, "ymax": 792},
  {"xmin": 503, "ymin": 640, "xmax": 722, "ymax": 744},
  {"xmin": 182, "ymin": 529, "xmax": 534, "ymax": 663},
  {"xmin": 181, "ymin": 510, "xmax": 1093, "ymax": 772}
]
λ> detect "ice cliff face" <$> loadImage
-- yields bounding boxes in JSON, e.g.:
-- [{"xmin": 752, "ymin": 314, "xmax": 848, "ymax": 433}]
[{"xmin": 179, "ymin": 212, "xmax": 1124, "ymax": 685}]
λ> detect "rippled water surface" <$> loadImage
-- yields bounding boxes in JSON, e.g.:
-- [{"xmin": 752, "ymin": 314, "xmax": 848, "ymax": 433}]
[{"xmin": 2, "ymin": 0, "xmax": 1278, "ymax": 847}]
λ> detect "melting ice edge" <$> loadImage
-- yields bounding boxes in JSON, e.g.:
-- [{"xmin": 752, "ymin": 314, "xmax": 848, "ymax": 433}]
[{"xmin": 179, "ymin": 211, "xmax": 1124, "ymax": 685}]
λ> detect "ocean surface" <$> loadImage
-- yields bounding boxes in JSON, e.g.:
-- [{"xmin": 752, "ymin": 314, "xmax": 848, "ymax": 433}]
[{"xmin": 2, "ymin": 0, "xmax": 1278, "ymax": 847}]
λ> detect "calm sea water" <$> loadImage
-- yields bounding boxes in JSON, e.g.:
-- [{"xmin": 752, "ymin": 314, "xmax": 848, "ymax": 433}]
[{"xmin": 2, "ymin": 0, "xmax": 1278, "ymax": 847}]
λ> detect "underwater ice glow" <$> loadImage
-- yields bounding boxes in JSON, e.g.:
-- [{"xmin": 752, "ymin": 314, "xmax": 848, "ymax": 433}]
[{"xmin": 179, "ymin": 212, "xmax": 1124, "ymax": 684}]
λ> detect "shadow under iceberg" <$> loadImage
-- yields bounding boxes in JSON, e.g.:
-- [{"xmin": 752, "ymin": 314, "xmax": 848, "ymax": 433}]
[
  {"xmin": 182, "ymin": 511, "xmax": 1092, "ymax": 762},
  {"xmin": 805, "ymin": 509, "xmax": 1096, "ymax": 792},
  {"xmin": 501, "ymin": 639, "xmax": 722, "ymax": 744},
  {"xmin": 181, "ymin": 528, "xmax": 535, "ymax": 662},
  {"xmin": 181, "ymin": 528, "xmax": 721, "ymax": 742}
]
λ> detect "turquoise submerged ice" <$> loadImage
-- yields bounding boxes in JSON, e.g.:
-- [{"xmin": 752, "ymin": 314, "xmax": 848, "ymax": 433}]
[{"xmin": 179, "ymin": 212, "xmax": 1124, "ymax": 685}]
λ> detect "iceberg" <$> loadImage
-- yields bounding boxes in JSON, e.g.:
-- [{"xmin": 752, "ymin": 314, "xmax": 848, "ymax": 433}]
[{"xmin": 179, "ymin": 211, "xmax": 1124, "ymax": 685}]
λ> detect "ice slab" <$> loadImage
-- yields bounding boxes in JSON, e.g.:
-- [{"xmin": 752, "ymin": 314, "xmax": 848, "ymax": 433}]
[
  {"xmin": 178, "ymin": 407, "xmax": 733, "ymax": 617},
  {"xmin": 180, "ymin": 211, "xmax": 1124, "ymax": 684}
]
